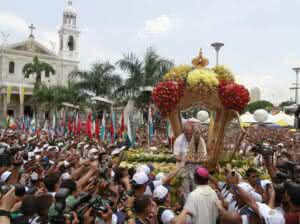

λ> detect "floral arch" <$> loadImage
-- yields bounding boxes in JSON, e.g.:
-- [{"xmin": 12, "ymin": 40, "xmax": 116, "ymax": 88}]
[{"xmin": 151, "ymin": 49, "xmax": 250, "ymax": 170}]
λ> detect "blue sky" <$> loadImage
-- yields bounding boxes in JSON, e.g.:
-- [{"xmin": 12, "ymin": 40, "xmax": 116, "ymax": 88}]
[{"xmin": 0, "ymin": 0, "xmax": 300, "ymax": 103}]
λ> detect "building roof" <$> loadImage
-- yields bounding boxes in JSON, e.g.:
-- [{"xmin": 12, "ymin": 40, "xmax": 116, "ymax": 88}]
[{"xmin": 3, "ymin": 37, "xmax": 57, "ymax": 57}]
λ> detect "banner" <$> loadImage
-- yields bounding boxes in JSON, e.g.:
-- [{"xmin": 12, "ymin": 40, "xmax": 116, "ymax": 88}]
[
  {"xmin": 7, "ymin": 86, "xmax": 12, "ymax": 104},
  {"xmin": 19, "ymin": 86, "xmax": 25, "ymax": 105}
]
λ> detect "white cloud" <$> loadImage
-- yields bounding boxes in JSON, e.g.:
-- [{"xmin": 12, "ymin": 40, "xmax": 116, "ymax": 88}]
[
  {"xmin": 0, "ymin": 12, "xmax": 28, "ymax": 33},
  {"xmin": 39, "ymin": 31, "xmax": 59, "ymax": 53},
  {"xmin": 144, "ymin": 15, "xmax": 171, "ymax": 34}
]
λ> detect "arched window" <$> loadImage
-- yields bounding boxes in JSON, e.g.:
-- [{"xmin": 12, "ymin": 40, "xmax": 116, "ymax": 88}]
[
  {"xmin": 67, "ymin": 35, "xmax": 75, "ymax": 51},
  {"xmin": 9, "ymin": 61, "xmax": 15, "ymax": 74},
  {"xmin": 60, "ymin": 36, "xmax": 63, "ymax": 50}
]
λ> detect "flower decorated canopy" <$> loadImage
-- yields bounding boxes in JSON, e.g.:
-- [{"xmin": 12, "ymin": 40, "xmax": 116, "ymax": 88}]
[{"xmin": 152, "ymin": 49, "xmax": 250, "ymax": 116}]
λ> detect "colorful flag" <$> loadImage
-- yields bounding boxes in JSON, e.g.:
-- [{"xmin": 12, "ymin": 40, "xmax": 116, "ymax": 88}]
[
  {"xmin": 95, "ymin": 118, "xmax": 100, "ymax": 137},
  {"xmin": 109, "ymin": 114, "xmax": 115, "ymax": 143},
  {"xmin": 127, "ymin": 115, "xmax": 132, "ymax": 144},
  {"xmin": 148, "ymin": 107, "xmax": 154, "ymax": 144},
  {"xmin": 100, "ymin": 112, "xmax": 106, "ymax": 141},
  {"xmin": 119, "ymin": 112, "xmax": 125, "ymax": 136},
  {"xmin": 77, "ymin": 113, "xmax": 81, "ymax": 135},
  {"xmin": 112, "ymin": 111, "xmax": 116, "ymax": 139},
  {"xmin": 86, "ymin": 113, "xmax": 92, "ymax": 138}
]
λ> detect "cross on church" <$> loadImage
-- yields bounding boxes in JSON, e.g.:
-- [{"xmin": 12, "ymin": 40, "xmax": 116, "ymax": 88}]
[{"xmin": 29, "ymin": 24, "xmax": 36, "ymax": 38}]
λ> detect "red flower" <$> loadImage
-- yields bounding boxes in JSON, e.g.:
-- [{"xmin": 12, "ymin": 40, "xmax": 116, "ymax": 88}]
[
  {"xmin": 152, "ymin": 81, "xmax": 185, "ymax": 116},
  {"xmin": 218, "ymin": 80, "xmax": 250, "ymax": 112}
]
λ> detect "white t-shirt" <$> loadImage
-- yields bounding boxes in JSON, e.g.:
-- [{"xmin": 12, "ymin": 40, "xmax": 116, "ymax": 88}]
[
  {"xmin": 174, "ymin": 134, "xmax": 189, "ymax": 157},
  {"xmin": 256, "ymin": 202, "xmax": 285, "ymax": 224},
  {"xmin": 184, "ymin": 185, "xmax": 219, "ymax": 224}
]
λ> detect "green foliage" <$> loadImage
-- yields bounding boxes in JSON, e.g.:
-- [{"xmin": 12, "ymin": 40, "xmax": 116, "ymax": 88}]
[
  {"xmin": 32, "ymin": 81, "xmax": 87, "ymax": 111},
  {"xmin": 23, "ymin": 56, "xmax": 55, "ymax": 88},
  {"xmin": 116, "ymin": 47, "xmax": 173, "ymax": 107},
  {"xmin": 244, "ymin": 100, "xmax": 273, "ymax": 113},
  {"xmin": 279, "ymin": 100, "xmax": 294, "ymax": 108},
  {"xmin": 70, "ymin": 61, "xmax": 122, "ymax": 97}
]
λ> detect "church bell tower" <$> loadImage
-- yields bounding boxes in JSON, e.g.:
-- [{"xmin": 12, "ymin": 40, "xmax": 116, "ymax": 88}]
[{"xmin": 58, "ymin": 0, "xmax": 79, "ymax": 61}]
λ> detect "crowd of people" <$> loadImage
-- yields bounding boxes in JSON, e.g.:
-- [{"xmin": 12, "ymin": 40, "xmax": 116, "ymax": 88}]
[{"xmin": 0, "ymin": 120, "xmax": 299, "ymax": 224}]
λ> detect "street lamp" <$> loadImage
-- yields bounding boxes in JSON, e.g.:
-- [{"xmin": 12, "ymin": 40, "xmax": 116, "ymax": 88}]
[
  {"xmin": 293, "ymin": 67, "xmax": 300, "ymax": 104},
  {"xmin": 211, "ymin": 42, "xmax": 224, "ymax": 66}
]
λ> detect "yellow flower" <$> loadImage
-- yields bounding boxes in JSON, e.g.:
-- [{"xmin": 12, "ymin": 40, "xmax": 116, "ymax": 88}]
[
  {"xmin": 212, "ymin": 65, "xmax": 235, "ymax": 81},
  {"xmin": 187, "ymin": 69, "xmax": 219, "ymax": 88},
  {"xmin": 163, "ymin": 65, "xmax": 193, "ymax": 81}
]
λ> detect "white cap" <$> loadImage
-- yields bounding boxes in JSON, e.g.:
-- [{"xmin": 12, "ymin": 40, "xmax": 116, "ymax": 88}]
[
  {"xmin": 62, "ymin": 172, "xmax": 71, "ymax": 180},
  {"xmin": 31, "ymin": 172, "xmax": 39, "ymax": 181},
  {"xmin": 153, "ymin": 185, "xmax": 169, "ymax": 200},
  {"xmin": 33, "ymin": 147, "xmax": 42, "ymax": 153},
  {"xmin": 1, "ymin": 171, "xmax": 12, "ymax": 182},
  {"xmin": 28, "ymin": 151, "xmax": 35, "ymax": 159},
  {"xmin": 57, "ymin": 142, "xmax": 64, "ymax": 147},
  {"xmin": 64, "ymin": 161, "xmax": 70, "ymax": 167},
  {"xmin": 89, "ymin": 148, "xmax": 98, "ymax": 154},
  {"xmin": 155, "ymin": 172, "xmax": 166, "ymax": 181},
  {"xmin": 48, "ymin": 146, "xmax": 59, "ymax": 151},
  {"xmin": 132, "ymin": 172, "xmax": 149, "ymax": 185},
  {"xmin": 137, "ymin": 165, "xmax": 151, "ymax": 175},
  {"xmin": 161, "ymin": 209, "xmax": 176, "ymax": 224},
  {"xmin": 43, "ymin": 144, "xmax": 49, "ymax": 149},
  {"xmin": 28, "ymin": 137, "xmax": 36, "ymax": 142}
]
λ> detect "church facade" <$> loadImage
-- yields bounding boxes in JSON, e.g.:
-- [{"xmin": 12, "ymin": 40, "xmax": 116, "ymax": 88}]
[{"xmin": 0, "ymin": 0, "xmax": 80, "ymax": 118}]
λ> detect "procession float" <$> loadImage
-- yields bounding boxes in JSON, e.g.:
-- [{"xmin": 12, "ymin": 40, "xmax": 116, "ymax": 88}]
[{"xmin": 151, "ymin": 49, "xmax": 250, "ymax": 170}]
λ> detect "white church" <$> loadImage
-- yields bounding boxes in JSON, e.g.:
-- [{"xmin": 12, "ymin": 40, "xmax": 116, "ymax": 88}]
[{"xmin": 0, "ymin": 0, "xmax": 80, "ymax": 118}]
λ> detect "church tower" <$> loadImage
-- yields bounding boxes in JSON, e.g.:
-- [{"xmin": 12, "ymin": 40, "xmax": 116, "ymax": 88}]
[{"xmin": 58, "ymin": 0, "xmax": 79, "ymax": 61}]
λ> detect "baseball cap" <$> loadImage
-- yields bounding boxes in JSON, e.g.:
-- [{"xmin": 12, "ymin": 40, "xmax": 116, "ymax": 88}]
[
  {"xmin": 31, "ymin": 172, "xmax": 39, "ymax": 181},
  {"xmin": 155, "ymin": 172, "xmax": 166, "ymax": 181},
  {"xmin": 1, "ymin": 171, "xmax": 12, "ymax": 182},
  {"xmin": 132, "ymin": 172, "xmax": 149, "ymax": 185},
  {"xmin": 153, "ymin": 185, "xmax": 169, "ymax": 200},
  {"xmin": 137, "ymin": 165, "xmax": 151, "ymax": 175},
  {"xmin": 195, "ymin": 167, "xmax": 209, "ymax": 178},
  {"xmin": 161, "ymin": 209, "xmax": 176, "ymax": 224}
]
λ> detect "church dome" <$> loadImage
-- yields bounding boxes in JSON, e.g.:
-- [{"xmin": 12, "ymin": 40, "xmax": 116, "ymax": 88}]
[{"xmin": 64, "ymin": 0, "xmax": 77, "ymax": 15}]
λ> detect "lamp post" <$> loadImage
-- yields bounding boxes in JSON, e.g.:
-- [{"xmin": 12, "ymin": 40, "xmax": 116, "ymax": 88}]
[
  {"xmin": 211, "ymin": 42, "xmax": 224, "ymax": 66},
  {"xmin": 293, "ymin": 67, "xmax": 300, "ymax": 104}
]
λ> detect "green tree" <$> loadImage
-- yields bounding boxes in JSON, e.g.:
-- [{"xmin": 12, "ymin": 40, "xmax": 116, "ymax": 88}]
[
  {"xmin": 279, "ymin": 100, "xmax": 294, "ymax": 109},
  {"xmin": 32, "ymin": 81, "xmax": 87, "ymax": 112},
  {"xmin": 23, "ymin": 56, "xmax": 55, "ymax": 89},
  {"xmin": 70, "ymin": 61, "xmax": 122, "ymax": 97},
  {"xmin": 244, "ymin": 100, "xmax": 273, "ymax": 113},
  {"xmin": 116, "ymin": 47, "xmax": 173, "ymax": 105}
]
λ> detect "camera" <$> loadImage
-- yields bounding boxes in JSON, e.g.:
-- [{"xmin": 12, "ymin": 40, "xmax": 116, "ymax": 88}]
[
  {"xmin": 0, "ymin": 146, "xmax": 12, "ymax": 167},
  {"xmin": 252, "ymin": 142, "xmax": 273, "ymax": 156},
  {"xmin": 0, "ymin": 182, "xmax": 26, "ymax": 197},
  {"xmin": 50, "ymin": 189, "xmax": 114, "ymax": 224}
]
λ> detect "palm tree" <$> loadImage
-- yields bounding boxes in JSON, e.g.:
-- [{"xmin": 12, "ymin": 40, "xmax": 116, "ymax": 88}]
[
  {"xmin": 23, "ymin": 56, "xmax": 55, "ymax": 89},
  {"xmin": 116, "ymin": 47, "xmax": 173, "ymax": 107},
  {"xmin": 70, "ymin": 61, "xmax": 122, "ymax": 97},
  {"xmin": 32, "ymin": 81, "xmax": 88, "ymax": 112},
  {"xmin": 116, "ymin": 47, "xmax": 173, "ymax": 97}
]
